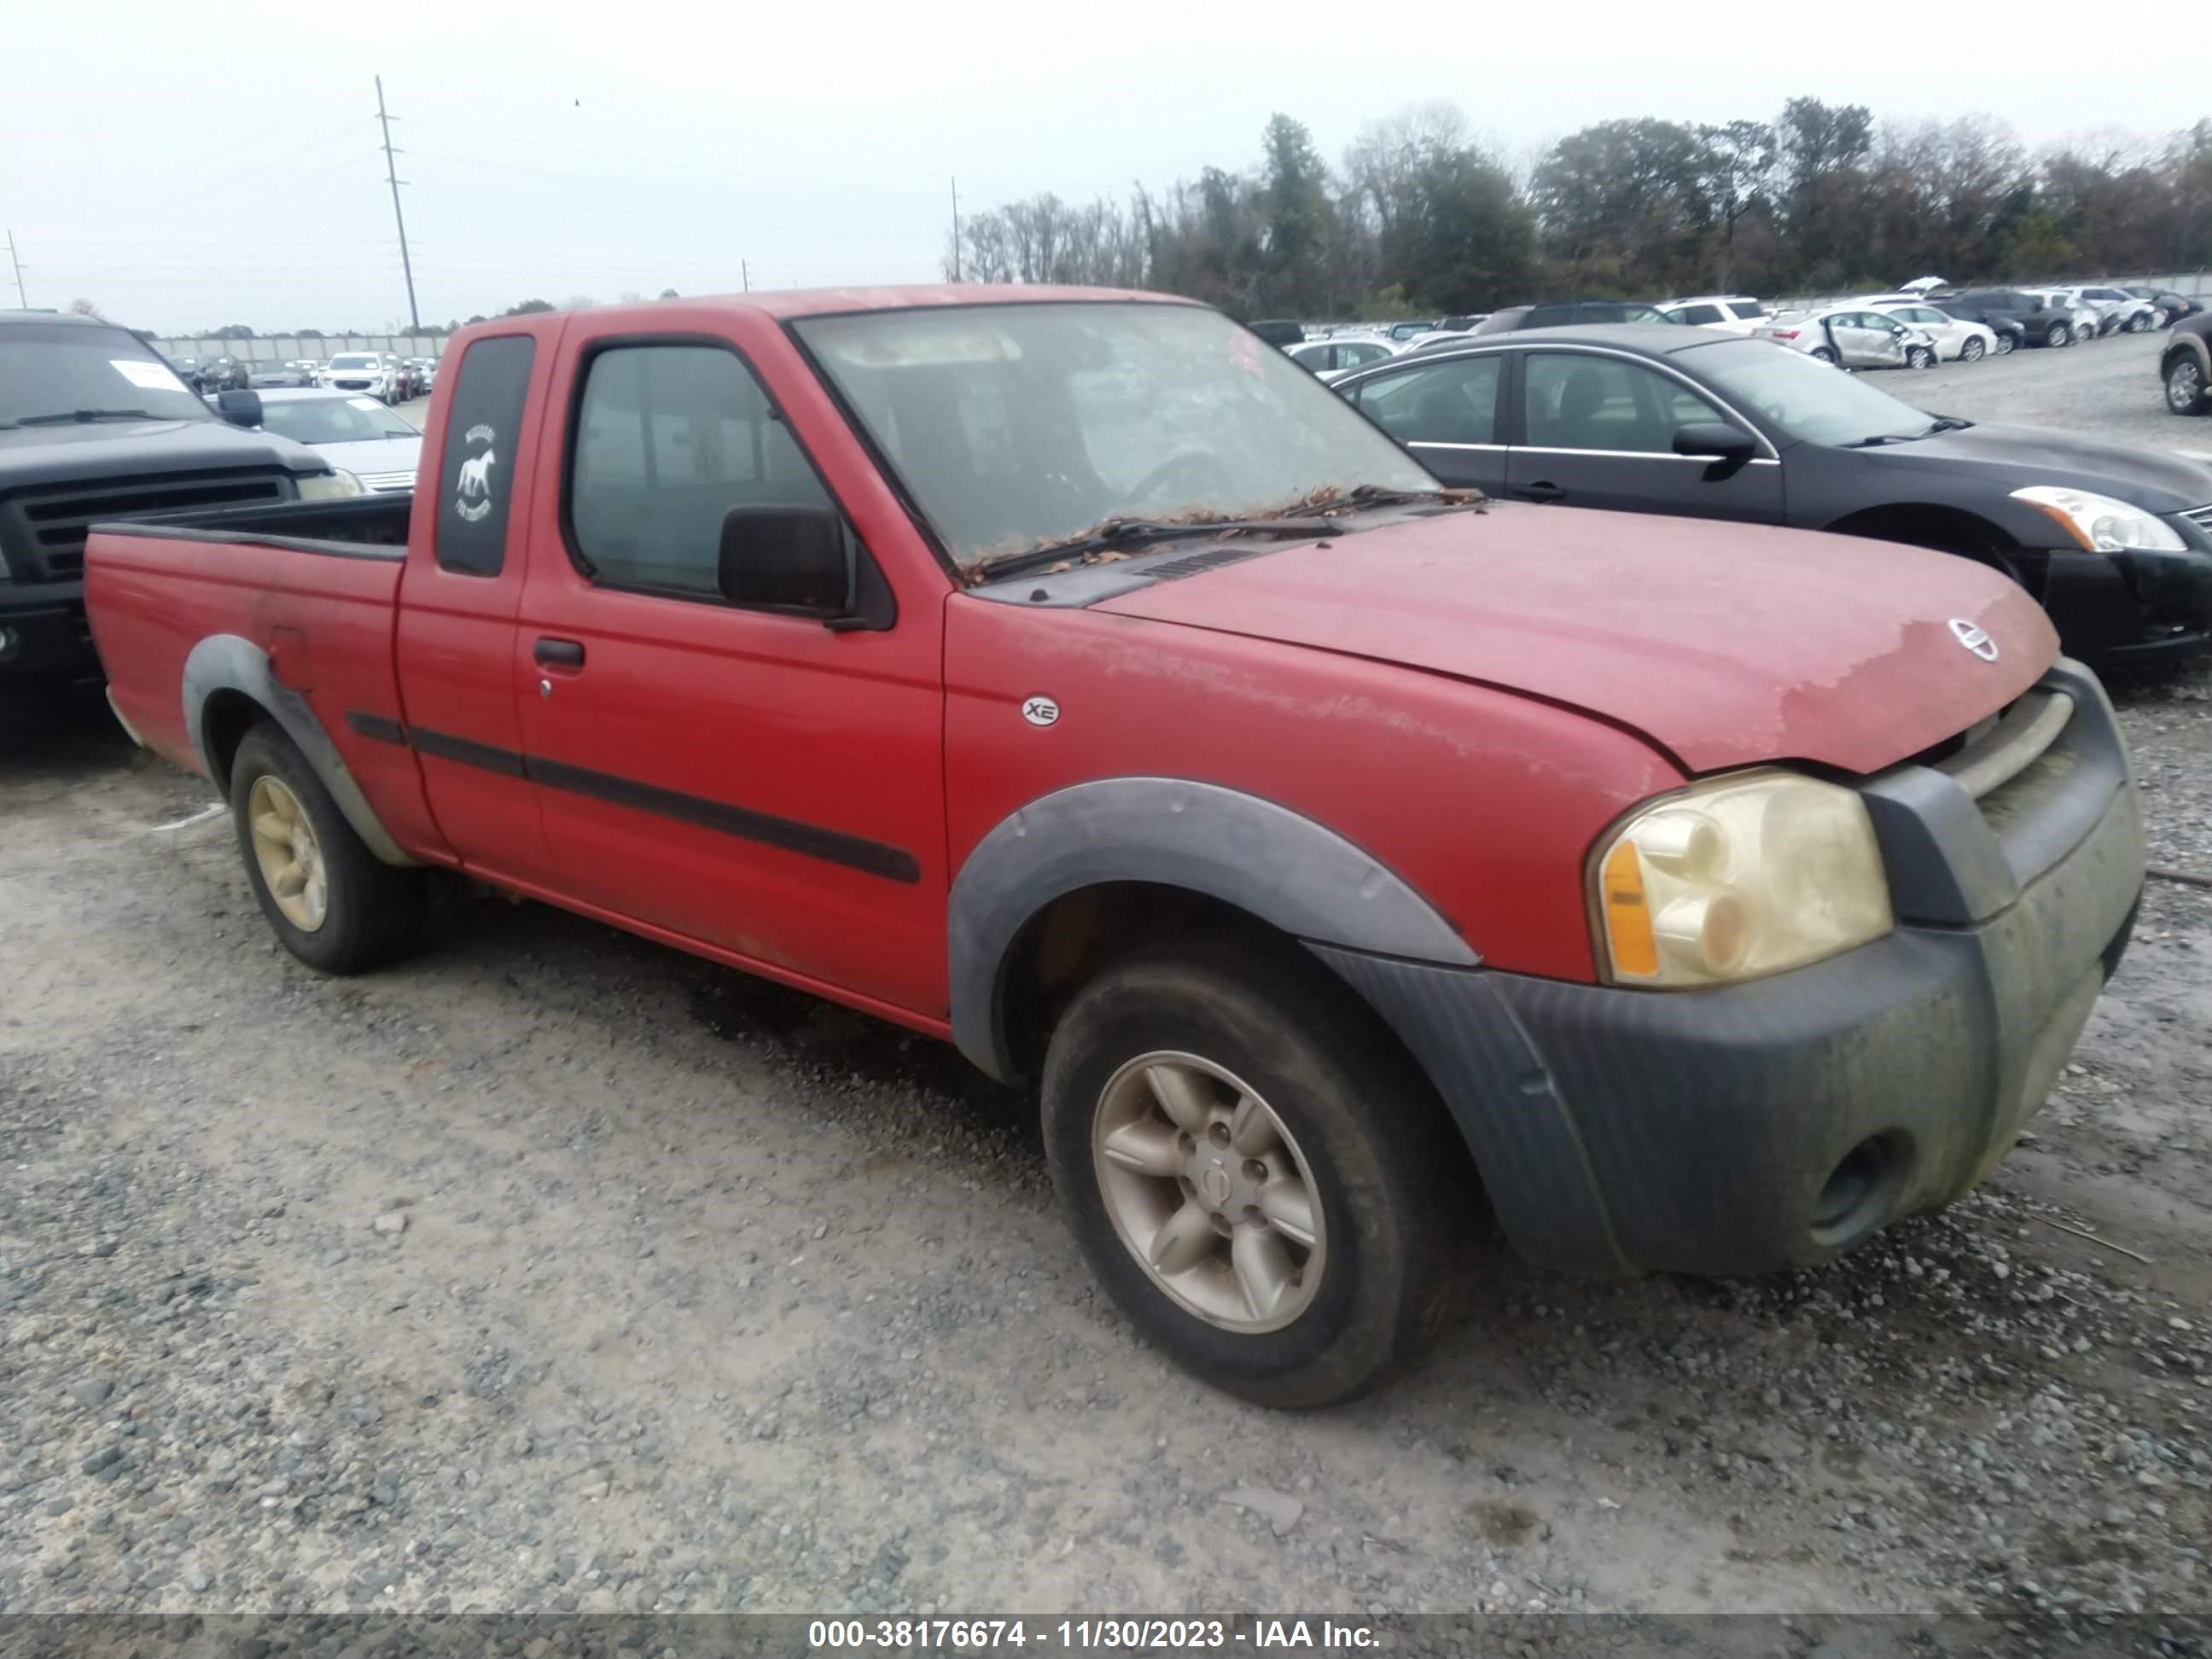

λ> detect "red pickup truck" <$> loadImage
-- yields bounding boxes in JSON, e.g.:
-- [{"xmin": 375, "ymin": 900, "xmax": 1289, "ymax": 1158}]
[{"xmin": 87, "ymin": 288, "xmax": 2145, "ymax": 1406}]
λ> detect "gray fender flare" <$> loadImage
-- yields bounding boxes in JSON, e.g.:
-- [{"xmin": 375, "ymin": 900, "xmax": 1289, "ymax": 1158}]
[
  {"xmin": 183, "ymin": 633, "xmax": 420, "ymax": 867},
  {"xmin": 946, "ymin": 777, "xmax": 1476, "ymax": 1082}
]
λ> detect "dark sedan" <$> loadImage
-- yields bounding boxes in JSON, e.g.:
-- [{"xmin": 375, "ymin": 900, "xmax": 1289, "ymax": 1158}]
[
  {"xmin": 247, "ymin": 360, "xmax": 316, "ymax": 388},
  {"xmin": 1330, "ymin": 326, "xmax": 2212, "ymax": 667}
]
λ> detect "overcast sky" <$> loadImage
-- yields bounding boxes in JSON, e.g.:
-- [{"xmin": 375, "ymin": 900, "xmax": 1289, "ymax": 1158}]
[{"xmin": 2, "ymin": 0, "xmax": 2190, "ymax": 335}]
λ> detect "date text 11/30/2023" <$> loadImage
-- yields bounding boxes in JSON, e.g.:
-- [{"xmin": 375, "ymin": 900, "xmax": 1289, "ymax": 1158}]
[{"xmin": 806, "ymin": 1620, "xmax": 1382, "ymax": 1650}]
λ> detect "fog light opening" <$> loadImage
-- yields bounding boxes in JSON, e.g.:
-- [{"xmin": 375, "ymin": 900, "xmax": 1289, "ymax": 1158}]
[{"xmin": 1811, "ymin": 1133, "xmax": 1907, "ymax": 1247}]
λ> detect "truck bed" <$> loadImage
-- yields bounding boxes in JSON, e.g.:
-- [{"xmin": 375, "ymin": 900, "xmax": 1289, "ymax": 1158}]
[{"xmin": 93, "ymin": 492, "xmax": 412, "ymax": 557}]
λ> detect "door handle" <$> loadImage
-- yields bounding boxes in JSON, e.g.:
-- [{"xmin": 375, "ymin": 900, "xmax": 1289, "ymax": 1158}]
[
  {"xmin": 534, "ymin": 637, "xmax": 585, "ymax": 668},
  {"xmin": 1512, "ymin": 481, "xmax": 1565, "ymax": 503}
]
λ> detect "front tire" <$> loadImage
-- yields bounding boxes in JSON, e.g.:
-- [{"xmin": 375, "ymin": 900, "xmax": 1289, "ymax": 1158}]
[
  {"xmin": 1906, "ymin": 345, "xmax": 1936, "ymax": 369},
  {"xmin": 2127, "ymin": 312, "xmax": 2150, "ymax": 333},
  {"xmin": 1040, "ymin": 935, "xmax": 1475, "ymax": 1408},
  {"xmin": 229, "ymin": 723, "xmax": 426, "ymax": 974},
  {"xmin": 1994, "ymin": 331, "xmax": 2016, "ymax": 355},
  {"xmin": 1960, "ymin": 336, "xmax": 1987, "ymax": 362},
  {"xmin": 2046, "ymin": 323, "xmax": 2072, "ymax": 347},
  {"xmin": 2167, "ymin": 355, "xmax": 2211, "ymax": 416}
]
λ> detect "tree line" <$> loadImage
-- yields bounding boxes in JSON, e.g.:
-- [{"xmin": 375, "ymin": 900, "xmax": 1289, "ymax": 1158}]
[{"xmin": 947, "ymin": 101, "xmax": 2212, "ymax": 318}]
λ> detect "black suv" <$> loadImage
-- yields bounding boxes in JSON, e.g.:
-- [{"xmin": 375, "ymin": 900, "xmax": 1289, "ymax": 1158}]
[
  {"xmin": 2164, "ymin": 314, "xmax": 2212, "ymax": 416},
  {"xmin": 1936, "ymin": 289, "xmax": 2078, "ymax": 348},
  {"xmin": 2, "ymin": 311, "xmax": 350, "ymax": 698},
  {"xmin": 1470, "ymin": 301, "xmax": 1676, "ymax": 335}
]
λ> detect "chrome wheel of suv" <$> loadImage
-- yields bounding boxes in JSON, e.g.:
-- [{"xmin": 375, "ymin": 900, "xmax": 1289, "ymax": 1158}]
[{"xmin": 2167, "ymin": 357, "xmax": 2209, "ymax": 416}]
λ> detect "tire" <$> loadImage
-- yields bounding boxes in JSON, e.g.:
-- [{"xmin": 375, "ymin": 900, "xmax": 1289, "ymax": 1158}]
[
  {"xmin": 228, "ymin": 722, "xmax": 426, "ymax": 974},
  {"xmin": 1810, "ymin": 346, "xmax": 1837, "ymax": 364},
  {"xmin": 1960, "ymin": 336, "xmax": 1986, "ymax": 362},
  {"xmin": 2046, "ymin": 323, "xmax": 2071, "ymax": 348},
  {"xmin": 2167, "ymin": 354, "xmax": 2211, "ymax": 416},
  {"xmin": 1994, "ymin": 331, "xmax": 2016, "ymax": 355},
  {"xmin": 1039, "ymin": 934, "xmax": 1476, "ymax": 1408},
  {"xmin": 2127, "ymin": 312, "xmax": 2151, "ymax": 333},
  {"xmin": 1906, "ymin": 345, "xmax": 1936, "ymax": 370}
]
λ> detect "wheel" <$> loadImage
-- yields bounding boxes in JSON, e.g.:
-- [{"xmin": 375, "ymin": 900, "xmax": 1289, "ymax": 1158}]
[
  {"xmin": 1994, "ymin": 331, "xmax": 2016, "ymax": 355},
  {"xmin": 2167, "ymin": 355, "xmax": 2211, "ymax": 416},
  {"xmin": 1959, "ymin": 336, "xmax": 1986, "ymax": 363},
  {"xmin": 229, "ymin": 723, "xmax": 426, "ymax": 974},
  {"xmin": 1906, "ymin": 345, "xmax": 1936, "ymax": 370},
  {"xmin": 1039, "ymin": 934, "xmax": 1474, "ymax": 1408},
  {"xmin": 2127, "ymin": 312, "xmax": 2151, "ymax": 333},
  {"xmin": 2046, "ymin": 323, "xmax": 2071, "ymax": 348},
  {"xmin": 1810, "ymin": 346, "xmax": 1837, "ymax": 364}
]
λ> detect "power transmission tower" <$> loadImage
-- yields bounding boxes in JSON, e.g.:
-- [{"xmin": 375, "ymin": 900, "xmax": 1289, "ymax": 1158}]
[
  {"xmin": 375, "ymin": 77, "xmax": 421, "ymax": 331},
  {"xmin": 5, "ymin": 230, "xmax": 25, "ymax": 308}
]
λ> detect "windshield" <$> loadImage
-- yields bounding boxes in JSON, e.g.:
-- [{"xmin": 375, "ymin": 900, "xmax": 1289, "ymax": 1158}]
[
  {"xmin": 329, "ymin": 354, "xmax": 380, "ymax": 370},
  {"xmin": 256, "ymin": 396, "xmax": 420, "ymax": 446},
  {"xmin": 0, "ymin": 323, "xmax": 212, "ymax": 425},
  {"xmin": 793, "ymin": 302, "xmax": 1436, "ymax": 573},
  {"xmin": 1682, "ymin": 337, "xmax": 1933, "ymax": 447}
]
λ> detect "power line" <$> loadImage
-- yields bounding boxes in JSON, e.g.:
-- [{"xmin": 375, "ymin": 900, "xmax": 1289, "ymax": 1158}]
[{"xmin": 376, "ymin": 76, "xmax": 421, "ymax": 332}]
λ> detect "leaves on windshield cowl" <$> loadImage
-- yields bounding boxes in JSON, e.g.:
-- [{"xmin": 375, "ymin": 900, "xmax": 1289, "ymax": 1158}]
[{"xmin": 960, "ymin": 483, "xmax": 1487, "ymax": 585}]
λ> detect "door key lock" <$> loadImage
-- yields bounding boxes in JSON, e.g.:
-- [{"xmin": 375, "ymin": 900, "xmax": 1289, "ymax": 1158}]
[{"xmin": 539, "ymin": 678, "xmax": 552, "ymax": 697}]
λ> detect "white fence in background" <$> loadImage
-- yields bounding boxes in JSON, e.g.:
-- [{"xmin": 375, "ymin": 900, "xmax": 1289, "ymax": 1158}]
[{"xmin": 152, "ymin": 335, "xmax": 446, "ymax": 364}]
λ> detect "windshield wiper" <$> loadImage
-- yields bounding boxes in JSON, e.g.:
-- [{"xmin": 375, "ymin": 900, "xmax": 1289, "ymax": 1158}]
[
  {"xmin": 1839, "ymin": 431, "xmax": 1924, "ymax": 449},
  {"xmin": 972, "ymin": 517, "xmax": 1319, "ymax": 582},
  {"xmin": 1277, "ymin": 482, "xmax": 1481, "ymax": 516},
  {"xmin": 1924, "ymin": 416, "xmax": 1973, "ymax": 434},
  {"xmin": 15, "ymin": 408, "xmax": 166, "ymax": 426}
]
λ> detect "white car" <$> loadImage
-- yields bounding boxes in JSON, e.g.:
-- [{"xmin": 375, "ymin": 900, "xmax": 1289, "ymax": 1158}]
[
  {"xmin": 2069, "ymin": 285, "xmax": 2160, "ymax": 335},
  {"xmin": 1285, "ymin": 335, "xmax": 1402, "ymax": 381},
  {"xmin": 248, "ymin": 387, "xmax": 422, "ymax": 492},
  {"xmin": 1756, "ymin": 305, "xmax": 1941, "ymax": 369},
  {"xmin": 318, "ymin": 352, "xmax": 395, "ymax": 399},
  {"xmin": 1866, "ymin": 301, "xmax": 2000, "ymax": 363},
  {"xmin": 1659, "ymin": 294, "xmax": 1770, "ymax": 335}
]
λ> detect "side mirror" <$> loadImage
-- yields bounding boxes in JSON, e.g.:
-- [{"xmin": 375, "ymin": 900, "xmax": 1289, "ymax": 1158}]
[
  {"xmin": 717, "ymin": 504, "xmax": 853, "ymax": 620},
  {"xmin": 1673, "ymin": 422, "xmax": 1757, "ymax": 462},
  {"xmin": 214, "ymin": 389, "xmax": 264, "ymax": 429}
]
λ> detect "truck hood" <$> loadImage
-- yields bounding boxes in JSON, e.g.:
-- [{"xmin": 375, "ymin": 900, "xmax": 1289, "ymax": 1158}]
[
  {"xmin": 1093, "ymin": 504, "xmax": 2056, "ymax": 776},
  {"xmin": 0, "ymin": 417, "xmax": 324, "ymax": 490},
  {"xmin": 1854, "ymin": 420, "xmax": 2212, "ymax": 515}
]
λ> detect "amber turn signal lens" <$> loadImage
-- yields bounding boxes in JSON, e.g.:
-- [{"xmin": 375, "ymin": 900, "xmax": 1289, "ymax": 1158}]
[{"xmin": 1600, "ymin": 839, "xmax": 1658, "ymax": 979}]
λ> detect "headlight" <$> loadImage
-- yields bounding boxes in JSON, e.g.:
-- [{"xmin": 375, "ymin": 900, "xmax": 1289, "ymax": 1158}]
[
  {"xmin": 1592, "ymin": 768, "xmax": 1893, "ymax": 988},
  {"xmin": 296, "ymin": 469, "xmax": 365, "ymax": 500},
  {"xmin": 2012, "ymin": 486, "xmax": 2186, "ymax": 553}
]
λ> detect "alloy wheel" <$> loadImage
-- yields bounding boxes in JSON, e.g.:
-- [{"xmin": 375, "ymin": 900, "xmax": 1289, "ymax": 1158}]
[
  {"xmin": 1091, "ymin": 1051, "xmax": 1326, "ymax": 1333},
  {"xmin": 247, "ymin": 775, "xmax": 329, "ymax": 932},
  {"xmin": 2169, "ymin": 360, "xmax": 2206, "ymax": 414}
]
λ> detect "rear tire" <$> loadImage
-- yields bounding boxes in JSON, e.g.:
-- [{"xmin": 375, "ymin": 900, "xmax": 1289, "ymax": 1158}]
[
  {"xmin": 229, "ymin": 723, "xmax": 426, "ymax": 974},
  {"xmin": 2046, "ymin": 323, "xmax": 2072, "ymax": 347},
  {"xmin": 2167, "ymin": 355, "xmax": 2211, "ymax": 416},
  {"xmin": 1994, "ymin": 331, "xmax": 2016, "ymax": 355},
  {"xmin": 1810, "ymin": 346, "xmax": 1837, "ymax": 364},
  {"xmin": 1040, "ymin": 934, "xmax": 1476, "ymax": 1408}
]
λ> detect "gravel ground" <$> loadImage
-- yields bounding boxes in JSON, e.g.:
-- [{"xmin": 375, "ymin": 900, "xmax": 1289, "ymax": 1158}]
[
  {"xmin": 1889, "ymin": 328, "xmax": 2209, "ymax": 457},
  {"xmin": 3, "ymin": 351, "xmax": 2209, "ymax": 1626}
]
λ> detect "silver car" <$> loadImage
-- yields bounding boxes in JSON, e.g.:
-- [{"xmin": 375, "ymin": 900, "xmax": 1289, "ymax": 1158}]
[
  {"xmin": 1756, "ymin": 306, "xmax": 1940, "ymax": 370},
  {"xmin": 247, "ymin": 387, "xmax": 422, "ymax": 492}
]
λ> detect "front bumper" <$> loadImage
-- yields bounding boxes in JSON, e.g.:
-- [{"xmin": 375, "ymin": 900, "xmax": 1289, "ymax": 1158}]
[
  {"xmin": 0, "ymin": 580, "xmax": 101, "ymax": 693},
  {"xmin": 2040, "ymin": 541, "xmax": 2212, "ymax": 667},
  {"xmin": 1314, "ymin": 658, "xmax": 2145, "ymax": 1279}
]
